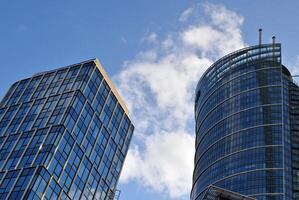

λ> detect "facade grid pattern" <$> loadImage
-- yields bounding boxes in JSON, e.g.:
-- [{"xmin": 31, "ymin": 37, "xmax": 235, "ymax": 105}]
[
  {"xmin": 191, "ymin": 44, "xmax": 299, "ymax": 200},
  {"xmin": 0, "ymin": 59, "xmax": 134, "ymax": 200}
]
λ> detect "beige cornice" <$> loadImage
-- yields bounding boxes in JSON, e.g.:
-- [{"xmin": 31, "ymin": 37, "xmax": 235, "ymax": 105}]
[{"xmin": 94, "ymin": 58, "xmax": 129, "ymax": 115}]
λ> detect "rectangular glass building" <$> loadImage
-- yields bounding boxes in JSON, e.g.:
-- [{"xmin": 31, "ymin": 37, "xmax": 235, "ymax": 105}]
[{"xmin": 0, "ymin": 59, "xmax": 134, "ymax": 200}]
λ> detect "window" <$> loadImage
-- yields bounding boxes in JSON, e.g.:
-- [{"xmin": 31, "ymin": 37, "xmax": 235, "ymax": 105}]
[
  {"xmin": 1, "ymin": 82, "xmax": 18, "ymax": 106},
  {"xmin": 92, "ymin": 80, "xmax": 110, "ymax": 114},
  {"xmin": 0, "ymin": 134, "xmax": 20, "ymax": 169},
  {"xmin": 3, "ymin": 131, "xmax": 34, "ymax": 170},
  {"xmin": 32, "ymin": 95, "xmax": 60, "ymax": 129},
  {"xmin": 100, "ymin": 93, "xmax": 117, "ymax": 127},
  {"xmin": 34, "ymin": 126, "xmax": 64, "ymax": 166},
  {"xmin": 81, "ymin": 167, "xmax": 100, "ymax": 199},
  {"xmin": 59, "ymin": 144, "xmax": 83, "ymax": 191},
  {"xmin": 31, "ymin": 73, "xmax": 55, "ymax": 100},
  {"xmin": 58, "ymin": 66, "xmax": 80, "ymax": 93},
  {"xmin": 69, "ymin": 156, "xmax": 91, "ymax": 199},
  {"xmin": 84, "ymin": 68, "xmax": 103, "ymax": 103},
  {"xmin": 6, "ymin": 102, "xmax": 32, "ymax": 134},
  {"xmin": 18, "ymin": 76, "xmax": 42, "ymax": 103},
  {"xmin": 6, "ymin": 79, "xmax": 30, "ymax": 106},
  {"xmin": 72, "ymin": 102, "xmax": 94, "ymax": 144},
  {"xmin": 0, "ymin": 170, "xmax": 21, "ymax": 199},
  {"xmin": 0, "ymin": 105, "xmax": 19, "ymax": 136},
  {"xmin": 63, "ymin": 91, "xmax": 85, "ymax": 132},
  {"xmin": 24, "ymin": 167, "xmax": 51, "ymax": 199},
  {"xmin": 17, "ymin": 128, "xmax": 49, "ymax": 168},
  {"xmin": 8, "ymin": 167, "xmax": 35, "ymax": 199},
  {"xmin": 48, "ymin": 130, "xmax": 74, "ymax": 180},
  {"xmin": 47, "ymin": 92, "xmax": 73, "ymax": 126},
  {"xmin": 81, "ymin": 114, "xmax": 102, "ymax": 157},
  {"xmin": 44, "ymin": 69, "xmax": 68, "ymax": 97},
  {"xmin": 108, "ymin": 104, "xmax": 124, "ymax": 139},
  {"xmin": 72, "ymin": 62, "xmax": 95, "ymax": 91},
  {"xmin": 43, "ymin": 178, "xmax": 62, "ymax": 200},
  {"xmin": 18, "ymin": 99, "xmax": 46, "ymax": 132}
]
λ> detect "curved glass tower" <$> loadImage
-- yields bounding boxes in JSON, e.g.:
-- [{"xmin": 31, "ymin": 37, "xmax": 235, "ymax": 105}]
[{"xmin": 191, "ymin": 43, "xmax": 299, "ymax": 200}]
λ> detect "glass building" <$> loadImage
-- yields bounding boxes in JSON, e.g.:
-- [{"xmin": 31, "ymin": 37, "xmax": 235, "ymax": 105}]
[
  {"xmin": 191, "ymin": 43, "xmax": 299, "ymax": 200},
  {"xmin": 202, "ymin": 185, "xmax": 255, "ymax": 200},
  {"xmin": 0, "ymin": 58, "xmax": 134, "ymax": 200}
]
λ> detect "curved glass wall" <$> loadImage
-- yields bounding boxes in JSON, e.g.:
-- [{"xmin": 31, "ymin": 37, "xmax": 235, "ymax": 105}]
[{"xmin": 191, "ymin": 44, "xmax": 288, "ymax": 200}]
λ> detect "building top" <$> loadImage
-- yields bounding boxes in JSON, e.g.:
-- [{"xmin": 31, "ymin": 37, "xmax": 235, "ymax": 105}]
[
  {"xmin": 16, "ymin": 58, "xmax": 129, "ymax": 115},
  {"xmin": 195, "ymin": 43, "xmax": 283, "ymax": 104},
  {"xmin": 0, "ymin": 57, "xmax": 135, "ymax": 199},
  {"xmin": 93, "ymin": 58, "xmax": 129, "ymax": 115}
]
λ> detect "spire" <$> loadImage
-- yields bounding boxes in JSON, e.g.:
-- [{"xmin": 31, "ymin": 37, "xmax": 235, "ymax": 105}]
[{"xmin": 259, "ymin": 28, "xmax": 262, "ymax": 45}]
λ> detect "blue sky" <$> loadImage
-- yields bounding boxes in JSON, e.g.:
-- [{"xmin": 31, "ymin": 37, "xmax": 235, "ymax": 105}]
[{"xmin": 1, "ymin": 1, "xmax": 299, "ymax": 200}]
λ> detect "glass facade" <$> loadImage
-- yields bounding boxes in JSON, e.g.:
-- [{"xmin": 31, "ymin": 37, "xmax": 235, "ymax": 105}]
[
  {"xmin": 191, "ymin": 44, "xmax": 299, "ymax": 200},
  {"xmin": 0, "ymin": 59, "xmax": 134, "ymax": 200},
  {"xmin": 289, "ymin": 81, "xmax": 299, "ymax": 199},
  {"xmin": 202, "ymin": 185, "xmax": 255, "ymax": 200}
]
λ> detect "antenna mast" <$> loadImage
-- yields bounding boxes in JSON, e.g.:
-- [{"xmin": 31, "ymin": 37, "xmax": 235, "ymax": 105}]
[{"xmin": 259, "ymin": 28, "xmax": 262, "ymax": 45}]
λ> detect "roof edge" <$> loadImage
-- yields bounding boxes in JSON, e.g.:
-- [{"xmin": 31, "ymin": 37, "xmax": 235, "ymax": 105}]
[
  {"xmin": 195, "ymin": 43, "xmax": 282, "ymax": 95},
  {"xmin": 94, "ymin": 58, "xmax": 129, "ymax": 115},
  {"xmin": 199, "ymin": 43, "xmax": 281, "ymax": 84}
]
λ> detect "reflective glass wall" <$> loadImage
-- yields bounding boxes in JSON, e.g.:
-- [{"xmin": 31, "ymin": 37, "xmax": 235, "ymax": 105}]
[
  {"xmin": 191, "ymin": 44, "xmax": 288, "ymax": 200},
  {"xmin": 0, "ymin": 59, "xmax": 134, "ymax": 200},
  {"xmin": 289, "ymin": 81, "xmax": 299, "ymax": 199}
]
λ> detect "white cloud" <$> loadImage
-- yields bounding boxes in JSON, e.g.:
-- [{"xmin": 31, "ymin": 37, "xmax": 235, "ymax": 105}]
[
  {"xmin": 290, "ymin": 55, "xmax": 299, "ymax": 75},
  {"xmin": 182, "ymin": 4, "xmax": 244, "ymax": 58},
  {"xmin": 288, "ymin": 56, "xmax": 299, "ymax": 85},
  {"xmin": 183, "ymin": 25, "xmax": 222, "ymax": 52},
  {"xmin": 122, "ymin": 131, "xmax": 194, "ymax": 197},
  {"xmin": 141, "ymin": 32, "xmax": 158, "ymax": 44},
  {"xmin": 114, "ymin": 3, "xmax": 245, "ymax": 199},
  {"xmin": 120, "ymin": 36, "xmax": 127, "ymax": 44},
  {"xmin": 179, "ymin": 7, "xmax": 194, "ymax": 22}
]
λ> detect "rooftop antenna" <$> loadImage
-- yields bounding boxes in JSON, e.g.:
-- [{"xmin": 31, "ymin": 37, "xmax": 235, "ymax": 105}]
[
  {"xmin": 272, "ymin": 36, "xmax": 276, "ymax": 60},
  {"xmin": 259, "ymin": 28, "xmax": 262, "ymax": 45},
  {"xmin": 272, "ymin": 36, "xmax": 276, "ymax": 45}
]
